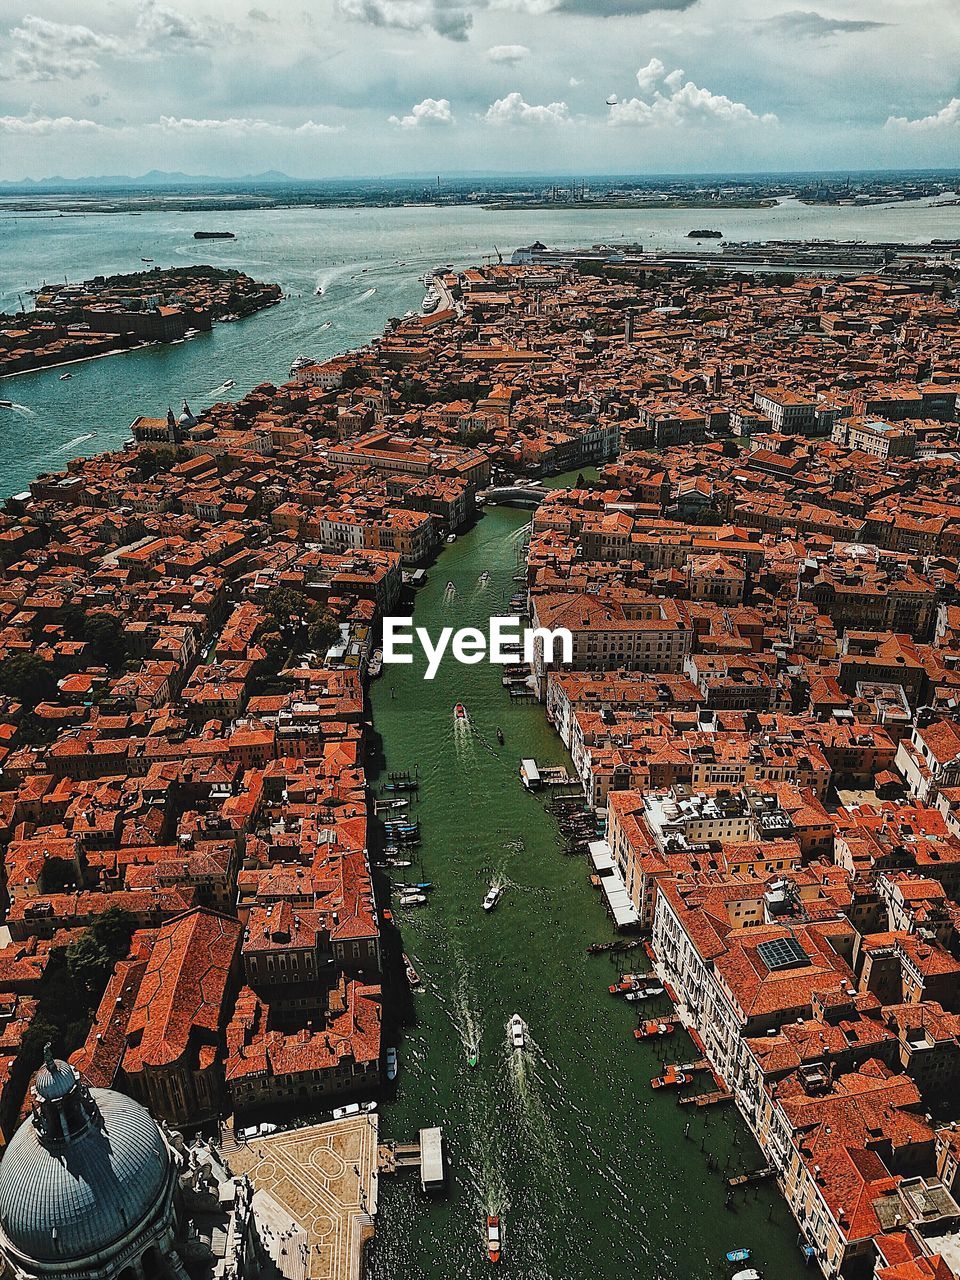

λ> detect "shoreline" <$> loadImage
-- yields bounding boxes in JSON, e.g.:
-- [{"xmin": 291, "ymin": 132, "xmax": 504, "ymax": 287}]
[{"xmin": 0, "ymin": 296, "xmax": 283, "ymax": 381}]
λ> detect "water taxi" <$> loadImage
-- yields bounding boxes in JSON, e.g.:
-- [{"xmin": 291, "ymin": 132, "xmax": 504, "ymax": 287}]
[
  {"xmin": 508, "ymin": 1014, "xmax": 525, "ymax": 1050},
  {"xmin": 624, "ymin": 984, "xmax": 665, "ymax": 1002},
  {"xmin": 634, "ymin": 1020, "xmax": 674, "ymax": 1039},
  {"xmin": 385, "ymin": 1047, "xmax": 398, "ymax": 1081},
  {"xmin": 486, "ymin": 1215, "xmax": 502, "ymax": 1263},
  {"xmin": 651, "ymin": 1069, "xmax": 691, "ymax": 1090},
  {"xmin": 483, "ymin": 883, "xmax": 503, "ymax": 912}
]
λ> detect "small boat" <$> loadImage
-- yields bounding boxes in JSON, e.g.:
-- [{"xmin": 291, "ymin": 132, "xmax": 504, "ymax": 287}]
[
  {"xmin": 385, "ymin": 1047, "xmax": 398, "ymax": 1081},
  {"xmin": 625, "ymin": 985, "xmax": 665, "ymax": 1003},
  {"xmin": 651, "ymin": 1070, "xmax": 691, "ymax": 1090},
  {"xmin": 454, "ymin": 703, "xmax": 467, "ymax": 720},
  {"xmin": 221, "ymin": 378, "xmax": 235, "ymax": 389},
  {"xmin": 141, "ymin": 257, "xmax": 153, "ymax": 263},
  {"xmin": 508, "ymin": 1014, "xmax": 525, "ymax": 1050},
  {"xmin": 446, "ymin": 533, "xmax": 457, "ymax": 544},
  {"xmin": 496, "ymin": 728, "xmax": 505, "ymax": 746},
  {"xmin": 478, "ymin": 571, "xmax": 490, "ymax": 584},
  {"xmin": 0, "ymin": 400, "xmax": 13, "ymax": 409},
  {"xmin": 483, "ymin": 883, "xmax": 502, "ymax": 912},
  {"xmin": 315, "ymin": 284, "xmax": 324, "ymax": 295},
  {"xmin": 726, "ymin": 1249, "xmax": 751, "ymax": 1264},
  {"xmin": 332, "ymin": 1101, "xmax": 377, "ymax": 1119},
  {"xmin": 399, "ymin": 892, "xmax": 427, "ymax": 906},
  {"xmin": 634, "ymin": 1021, "xmax": 674, "ymax": 1039},
  {"xmin": 386, "ymin": 859, "xmax": 412, "ymax": 869},
  {"xmin": 404, "ymin": 954, "xmax": 422, "ymax": 987},
  {"xmin": 59, "ymin": 372, "xmax": 72, "ymax": 380},
  {"xmin": 445, "ymin": 580, "xmax": 455, "ymax": 591},
  {"xmin": 467, "ymin": 1046, "xmax": 479, "ymax": 1069},
  {"xmin": 731, "ymin": 1271, "xmax": 761, "ymax": 1280},
  {"xmin": 486, "ymin": 1215, "xmax": 501, "ymax": 1264}
]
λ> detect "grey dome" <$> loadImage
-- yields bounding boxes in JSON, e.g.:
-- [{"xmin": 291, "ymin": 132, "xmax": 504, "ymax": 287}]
[{"xmin": 0, "ymin": 1079, "xmax": 172, "ymax": 1265}]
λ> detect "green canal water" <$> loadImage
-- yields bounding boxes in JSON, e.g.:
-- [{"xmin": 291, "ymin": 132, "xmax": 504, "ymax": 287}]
[{"xmin": 367, "ymin": 498, "xmax": 810, "ymax": 1280}]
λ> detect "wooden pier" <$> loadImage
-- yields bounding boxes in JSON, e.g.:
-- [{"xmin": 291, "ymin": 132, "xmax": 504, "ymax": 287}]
[
  {"xmin": 727, "ymin": 1165, "xmax": 775, "ymax": 1189},
  {"xmin": 678, "ymin": 1089, "xmax": 733, "ymax": 1108}
]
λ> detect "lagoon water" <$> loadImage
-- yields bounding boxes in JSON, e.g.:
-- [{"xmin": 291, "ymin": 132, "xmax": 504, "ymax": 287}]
[
  {"xmin": 2, "ymin": 194, "xmax": 960, "ymax": 496},
  {"xmin": 4, "ymin": 195, "xmax": 960, "ymax": 1276}
]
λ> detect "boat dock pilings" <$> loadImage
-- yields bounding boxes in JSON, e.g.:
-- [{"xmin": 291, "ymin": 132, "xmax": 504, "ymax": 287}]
[
  {"xmin": 678, "ymin": 1089, "xmax": 733, "ymax": 1108},
  {"xmin": 378, "ymin": 1126, "xmax": 446, "ymax": 1193}
]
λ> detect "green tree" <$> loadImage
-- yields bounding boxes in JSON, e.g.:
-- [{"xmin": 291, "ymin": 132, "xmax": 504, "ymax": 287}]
[
  {"xmin": 83, "ymin": 612, "xmax": 127, "ymax": 670},
  {"xmin": 0, "ymin": 653, "xmax": 56, "ymax": 711},
  {"xmin": 307, "ymin": 612, "xmax": 341, "ymax": 653},
  {"xmin": 65, "ymin": 908, "xmax": 132, "ymax": 999}
]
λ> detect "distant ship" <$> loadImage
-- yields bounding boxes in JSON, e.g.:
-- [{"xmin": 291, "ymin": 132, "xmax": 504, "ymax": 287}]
[
  {"xmin": 290, "ymin": 355, "xmax": 314, "ymax": 376},
  {"xmin": 194, "ymin": 231, "xmax": 235, "ymax": 240}
]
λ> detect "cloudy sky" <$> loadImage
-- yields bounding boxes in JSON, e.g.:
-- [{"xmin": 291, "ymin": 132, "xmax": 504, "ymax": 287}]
[{"xmin": 1, "ymin": 0, "xmax": 958, "ymax": 180}]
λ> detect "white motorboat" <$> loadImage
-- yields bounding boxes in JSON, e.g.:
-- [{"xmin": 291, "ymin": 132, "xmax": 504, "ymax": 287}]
[
  {"xmin": 508, "ymin": 1014, "xmax": 525, "ymax": 1050},
  {"xmin": 385, "ymin": 1047, "xmax": 398, "ymax": 1081},
  {"xmin": 332, "ymin": 1101, "xmax": 377, "ymax": 1120},
  {"xmin": 399, "ymin": 892, "xmax": 427, "ymax": 906},
  {"xmin": 483, "ymin": 883, "xmax": 503, "ymax": 912}
]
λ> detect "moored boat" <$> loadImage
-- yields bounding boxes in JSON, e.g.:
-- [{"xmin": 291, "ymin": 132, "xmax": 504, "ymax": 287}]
[
  {"xmin": 624, "ymin": 984, "xmax": 665, "ymax": 1002},
  {"xmin": 651, "ymin": 1069, "xmax": 691, "ymax": 1090},
  {"xmin": 385, "ymin": 1047, "xmax": 398, "ymax": 1081},
  {"xmin": 634, "ymin": 1020, "xmax": 674, "ymax": 1039},
  {"xmin": 726, "ymin": 1248, "xmax": 751, "ymax": 1264},
  {"xmin": 403, "ymin": 953, "xmax": 422, "ymax": 987}
]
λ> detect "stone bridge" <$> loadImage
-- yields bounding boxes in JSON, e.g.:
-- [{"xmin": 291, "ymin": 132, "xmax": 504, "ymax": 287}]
[{"xmin": 480, "ymin": 484, "xmax": 550, "ymax": 507}]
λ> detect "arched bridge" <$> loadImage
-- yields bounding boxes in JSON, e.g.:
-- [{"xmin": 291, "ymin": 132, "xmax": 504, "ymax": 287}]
[{"xmin": 480, "ymin": 484, "xmax": 550, "ymax": 507}]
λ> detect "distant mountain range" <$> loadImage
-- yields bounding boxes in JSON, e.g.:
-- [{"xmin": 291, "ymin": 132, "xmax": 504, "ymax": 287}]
[{"xmin": 0, "ymin": 170, "xmax": 296, "ymax": 189}]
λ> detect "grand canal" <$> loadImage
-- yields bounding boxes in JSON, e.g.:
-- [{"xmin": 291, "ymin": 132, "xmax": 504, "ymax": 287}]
[{"xmin": 366, "ymin": 496, "xmax": 810, "ymax": 1280}]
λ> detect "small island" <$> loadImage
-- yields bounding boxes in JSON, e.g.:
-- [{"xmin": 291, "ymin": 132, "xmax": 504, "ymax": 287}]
[
  {"xmin": 0, "ymin": 264, "xmax": 281, "ymax": 378},
  {"xmin": 687, "ymin": 228, "xmax": 724, "ymax": 238}
]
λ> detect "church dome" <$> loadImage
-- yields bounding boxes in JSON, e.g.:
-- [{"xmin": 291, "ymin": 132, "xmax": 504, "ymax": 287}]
[{"xmin": 0, "ymin": 1051, "xmax": 173, "ymax": 1267}]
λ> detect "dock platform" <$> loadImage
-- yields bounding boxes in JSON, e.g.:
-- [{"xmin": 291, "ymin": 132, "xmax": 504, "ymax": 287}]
[{"xmin": 727, "ymin": 1166, "xmax": 775, "ymax": 1189}]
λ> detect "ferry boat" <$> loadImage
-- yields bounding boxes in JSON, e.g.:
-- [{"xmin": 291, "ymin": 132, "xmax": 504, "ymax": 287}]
[
  {"xmin": 483, "ymin": 883, "xmax": 503, "ymax": 912},
  {"xmin": 486, "ymin": 1215, "xmax": 502, "ymax": 1264},
  {"xmin": 385, "ymin": 1047, "xmax": 398, "ymax": 1081},
  {"xmin": 454, "ymin": 703, "xmax": 467, "ymax": 720},
  {"xmin": 508, "ymin": 1014, "xmax": 525, "ymax": 1050}
]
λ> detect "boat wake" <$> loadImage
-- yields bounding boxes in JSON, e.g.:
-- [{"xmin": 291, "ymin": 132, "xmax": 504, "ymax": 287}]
[
  {"xmin": 359, "ymin": 286, "xmax": 377, "ymax": 300},
  {"xmin": 442, "ymin": 580, "xmax": 457, "ymax": 604},
  {"xmin": 57, "ymin": 432, "xmax": 95, "ymax": 451},
  {"xmin": 506, "ymin": 1030, "xmax": 567, "ymax": 1189},
  {"xmin": 3, "ymin": 403, "xmax": 33, "ymax": 416}
]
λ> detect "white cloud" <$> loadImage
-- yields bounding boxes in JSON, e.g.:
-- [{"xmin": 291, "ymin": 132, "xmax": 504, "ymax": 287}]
[
  {"xmin": 487, "ymin": 44, "xmax": 530, "ymax": 63},
  {"xmin": 886, "ymin": 99, "xmax": 960, "ymax": 130},
  {"xmin": 484, "ymin": 92, "xmax": 569, "ymax": 125},
  {"xmin": 388, "ymin": 98, "xmax": 455, "ymax": 128},
  {"xmin": 609, "ymin": 64, "xmax": 777, "ymax": 128},
  {"xmin": 336, "ymin": 0, "xmax": 472, "ymax": 40},
  {"xmin": 137, "ymin": 0, "xmax": 211, "ymax": 48},
  {"xmin": 8, "ymin": 15, "xmax": 120, "ymax": 81},
  {"xmin": 158, "ymin": 116, "xmax": 344, "ymax": 135},
  {"xmin": 0, "ymin": 113, "xmax": 103, "ymax": 134},
  {"xmin": 635, "ymin": 56, "xmax": 665, "ymax": 94}
]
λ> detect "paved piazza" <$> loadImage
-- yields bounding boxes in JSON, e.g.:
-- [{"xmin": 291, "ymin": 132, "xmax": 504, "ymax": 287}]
[{"xmin": 230, "ymin": 1117, "xmax": 379, "ymax": 1280}]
